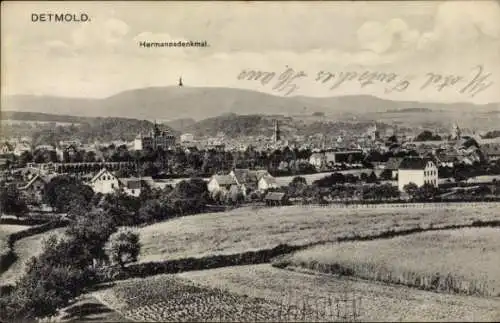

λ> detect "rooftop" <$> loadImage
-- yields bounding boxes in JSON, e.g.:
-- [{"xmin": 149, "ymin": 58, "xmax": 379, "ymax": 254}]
[{"xmin": 398, "ymin": 157, "xmax": 434, "ymax": 170}]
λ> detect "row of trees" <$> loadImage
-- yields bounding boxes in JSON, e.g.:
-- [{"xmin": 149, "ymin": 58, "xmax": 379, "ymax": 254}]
[
  {"xmin": 283, "ymin": 175, "xmax": 399, "ymax": 203},
  {"xmin": 38, "ymin": 175, "xmax": 210, "ymax": 226}
]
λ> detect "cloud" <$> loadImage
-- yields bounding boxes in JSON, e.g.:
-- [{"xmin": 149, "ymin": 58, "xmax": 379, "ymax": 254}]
[
  {"xmin": 45, "ymin": 40, "xmax": 75, "ymax": 57},
  {"xmin": 417, "ymin": 1, "xmax": 500, "ymax": 52},
  {"xmin": 356, "ymin": 18, "xmax": 420, "ymax": 54},
  {"xmin": 71, "ymin": 17, "xmax": 129, "ymax": 50}
]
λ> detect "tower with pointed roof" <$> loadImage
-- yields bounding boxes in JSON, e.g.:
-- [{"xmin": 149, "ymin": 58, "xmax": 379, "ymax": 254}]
[{"xmin": 273, "ymin": 119, "xmax": 281, "ymax": 142}]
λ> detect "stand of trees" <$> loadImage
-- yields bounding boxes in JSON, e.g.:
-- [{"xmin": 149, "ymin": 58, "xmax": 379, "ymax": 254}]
[{"xmin": 415, "ymin": 130, "xmax": 442, "ymax": 141}]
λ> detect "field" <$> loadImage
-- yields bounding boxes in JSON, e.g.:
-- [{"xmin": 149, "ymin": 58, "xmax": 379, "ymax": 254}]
[
  {"xmin": 0, "ymin": 225, "xmax": 32, "ymax": 260},
  {"xmin": 94, "ymin": 275, "xmax": 285, "ymax": 322},
  {"xmin": 92, "ymin": 264, "xmax": 500, "ymax": 322},
  {"xmin": 0, "ymin": 228, "xmax": 66, "ymax": 285},
  {"xmin": 137, "ymin": 203, "xmax": 500, "ymax": 263},
  {"xmin": 50, "ymin": 295, "xmax": 132, "ymax": 322},
  {"xmin": 274, "ymin": 228, "xmax": 500, "ymax": 297}
]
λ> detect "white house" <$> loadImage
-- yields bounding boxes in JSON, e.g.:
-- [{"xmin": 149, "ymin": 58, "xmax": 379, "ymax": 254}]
[
  {"xmin": 309, "ymin": 153, "xmax": 326, "ymax": 169},
  {"xmin": 207, "ymin": 175, "xmax": 237, "ymax": 194},
  {"xmin": 180, "ymin": 133, "xmax": 195, "ymax": 143},
  {"xmin": 0, "ymin": 142, "xmax": 14, "ymax": 155},
  {"xmin": 398, "ymin": 157, "xmax": 438, "ymax": 191},
  {"xmin": 229, "ymin": 169, "xmax": 271, "ymax": 192},
  {"xmin": 258, "ymin": 176, "xmax": 278, "ymax": 191},
  {"xmin": 88, "ymin": 168, "xmax": 120, "ymax": 194}
]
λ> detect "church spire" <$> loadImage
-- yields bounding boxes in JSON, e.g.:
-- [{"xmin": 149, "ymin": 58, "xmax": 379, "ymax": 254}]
[
  {"xmin": 274, "ymin": 119, "xmax": 281, "ymax": 142},
  {"xmin": 178, "ymin": 76, "xmax": 183, "ymax": 87}
]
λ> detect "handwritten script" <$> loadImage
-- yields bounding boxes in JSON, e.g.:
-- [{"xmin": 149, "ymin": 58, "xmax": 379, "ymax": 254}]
[{"xmin": 236, "ymin": 65, "xmax": 494, "ymax": 98}]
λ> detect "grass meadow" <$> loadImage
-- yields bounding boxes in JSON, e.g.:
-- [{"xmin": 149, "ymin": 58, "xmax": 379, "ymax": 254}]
[
  {"xmin": 137, "ymin": 203, "xmax": 500, "ymax": 263},
  {"xmin": 0, "ymin": 224, "xmax": 32, "ymax": 269},
  {"xmin": 274, "ymin": 228, "xmax": 500, "ymax": 297}
]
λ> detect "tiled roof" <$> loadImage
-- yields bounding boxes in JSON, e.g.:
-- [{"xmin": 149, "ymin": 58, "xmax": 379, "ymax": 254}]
[
  {"xmin": 232, "ymin": 169, "xmax": 271, "ymax": 184},
  {"xmin": 260, "ymin": 176, "xmax": 277, "ymax": 184},
  {"xmin": 436, "ymin": 154, "xmax": 457, "ymax": 163},
  {"xmin": 398, "ymin": 157, "xmax": 433, "ymax": 170},
  {"xmin": 119, "ymin": 178, "xmax": 142, "ymax": 189},
  {"xmin": 90, "ymin": 168, "xmax": 114, "ymax": 183},
  {"xmin": 264, "ymin": 192, "xmax": 286, "ymax": 200},
  {"xmin": 231, "ymin": 169, "xmax": 251, "ymax": 184},
  {"xmin": 20, "ymin": 174, "xmax": 56, "ymax": 190},
  {"xmin": 385, "ymin": 157, "xmax": 404, "ymax": 170},
  {"xmin": 212, "ymin": 175, "xmax": 237, "ymax": 186}
]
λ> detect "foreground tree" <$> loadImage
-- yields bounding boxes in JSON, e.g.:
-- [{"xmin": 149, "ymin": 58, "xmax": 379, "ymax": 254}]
[
  {"xmin": 66, "ymin": 208, "xmax": 118, "ymax": 264},
  {"xmin": 0, "ymin": 235, "xmax": 91, "ymax": 321},
  {"xmin": 105, "ymin": 229, "xmax": 141, "ymax": 269}
]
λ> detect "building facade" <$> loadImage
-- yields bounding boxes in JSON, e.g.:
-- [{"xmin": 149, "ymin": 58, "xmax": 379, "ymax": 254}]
[
  {"xmin": 398, "ymin": 158, "xmax": 438, "ymax": 191},
  {"xmin": 134, "ymin": 122, "xmax": 176, "ymax": 150},
  {"xmin": 89, "ymin": 168, "xmax": 120, "ymax": 194}
]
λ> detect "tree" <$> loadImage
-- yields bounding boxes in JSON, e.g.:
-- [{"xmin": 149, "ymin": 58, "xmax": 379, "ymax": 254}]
[
  {"xmin": 288, "ymin": 176, "xmax": 308, "ymax": 197},
  {"xmin": 66, "ymin": 208, "xmax": 117, "ymax": 264},
  {"xmin": 100, "ymin": 192, "xmax": 140, "ymax": 226},
  {"xmin": 105, "ymin": 229, "xmax": 141, "ymax": 269},
  {"xmin": 0, "ymin": 235, "xmax": 91, "ymax": 321},
  {"xmin": 366, "ymin": 171, "xmax": 378, "ymax": 184},
  {"xmin": 1, "ymin": 259, "xmax": 86, "ymax": 320},
  {"xmin": 0, "ymin": 183, "xmax": 28, "ymax": 216},
  {"xmin": 84, "ymin": 150, "xmax": 96, "ymax": 162},
  {"xmin": 403, "ymin": 182, "xmax": 419, "ymax": 199},
  {"xmin": 18, "ymin": 151, "xmax": 33, "ymax": 167},
  {"xmin": 313, "ymin": 172, "xmax": 345, "ymax": 187},
  {"xmin": 415, "ymin": 183, "xmax": 440, "ymax": 200},
  {"xmin": 415, "ymin": 130, "xmax": 441, "ymax": 141},
  {"xmin": 42, "ymin": 176, "xmax": 94, "ymax": 213},
  {"xmin": 138, "ymin": 199, "xmax": 163, "ymax": 223}
]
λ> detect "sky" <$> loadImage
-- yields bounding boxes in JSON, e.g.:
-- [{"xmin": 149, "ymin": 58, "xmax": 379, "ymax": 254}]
[{"xmin": 1, "ymin": 1, "xmax": 500, "ymax": 104}]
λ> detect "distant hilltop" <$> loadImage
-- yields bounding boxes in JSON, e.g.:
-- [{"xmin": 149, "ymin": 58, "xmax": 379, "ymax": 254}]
[
  {"xmin": 385, "ymin": 108, "xmax": 434, "ymax": 113},
  {"xmin": 2, "ymin": 86, "xmax": 498, "ymax": 121}
]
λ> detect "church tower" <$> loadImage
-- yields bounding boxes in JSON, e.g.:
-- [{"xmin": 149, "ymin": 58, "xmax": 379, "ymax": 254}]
[
  {"xmin": 372, "ymin": 123, "xmax": 380, "ymax": 141},
  {"xmin": 451, "ymin": 122, "xmax": 461, "ymax": 140},
  {"xmin": 178, "ymin": 76, "xmax": 183, "ymax": 87},
  {"xmin": 273, "ymin": 119, "xmax": 281, "ymax": 142}
]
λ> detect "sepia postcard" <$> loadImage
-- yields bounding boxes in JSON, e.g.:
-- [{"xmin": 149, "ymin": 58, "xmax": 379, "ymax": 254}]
[{"xmin": 1, "ymin": 1, "xmax": 499, "ymax": 322}]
